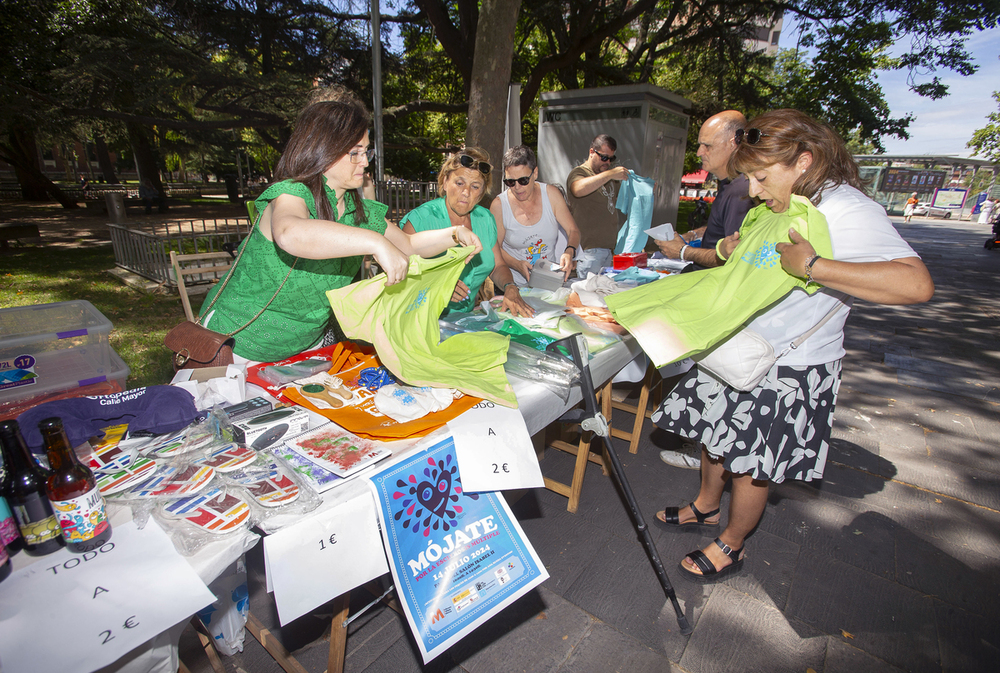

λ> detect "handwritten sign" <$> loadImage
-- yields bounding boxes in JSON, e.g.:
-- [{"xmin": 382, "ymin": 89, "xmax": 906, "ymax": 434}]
[
  {"xmin": 449, "ymin": 401, "xmax": 542, "ymax": 492},
  {"xmin": 263, "ymin": 494, "xmax": 388, "ymax": 626},
  {"xmin": 0, "ymin": 520, "xmax": 215, "ymax": 673}
]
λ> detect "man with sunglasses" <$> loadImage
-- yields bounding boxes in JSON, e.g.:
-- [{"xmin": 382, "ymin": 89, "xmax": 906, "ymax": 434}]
[
  {"xmin": 567, "ymin": 135, "xmax": 630, "ymax": 277},
  {"xmin": 656, "ymin": 110, "xmax": 752, "ymax": 274},
  {"xmin": 490, "ymin": 145, "xmax": 581, "ymax": 284}
]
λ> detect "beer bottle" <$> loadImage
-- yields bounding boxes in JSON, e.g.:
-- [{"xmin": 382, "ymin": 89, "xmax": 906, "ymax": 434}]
[
  {"xmin": 0, "ymin": 448, "xmax": 25, "ymax": 556},
  {"xmin": 0, "ymin": 421, "xmax": 64, "ymax": 556},
  {"xmin": 40, "ymin": 417, "xmax": 112, "ymax": 553}
]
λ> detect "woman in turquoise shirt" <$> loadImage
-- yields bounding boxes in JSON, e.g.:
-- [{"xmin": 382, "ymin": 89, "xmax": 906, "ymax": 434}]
[{"xmin": 401, "ymin": 148, "xmax": 533, "ymax": 317}]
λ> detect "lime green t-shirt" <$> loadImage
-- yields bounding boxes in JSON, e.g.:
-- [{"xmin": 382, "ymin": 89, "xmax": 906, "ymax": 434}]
[
  {"xmin": 399, "ymin": 199, "xmax": 497, "ymax": 314},
  {"xmin": 606, "ymin": 195, "xmax": 833, "ymax": 368}
]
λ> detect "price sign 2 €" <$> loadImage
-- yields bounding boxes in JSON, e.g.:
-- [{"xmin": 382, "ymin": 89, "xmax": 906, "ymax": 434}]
[{"xmin": 448, "ymin": 401, "xmax": 543, "ymax": 492}]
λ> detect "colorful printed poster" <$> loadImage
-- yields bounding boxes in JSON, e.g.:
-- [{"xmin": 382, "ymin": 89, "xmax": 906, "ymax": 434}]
[{"xmin": 369, "ymin": 436, "xmax": 548, "ymax": 663}]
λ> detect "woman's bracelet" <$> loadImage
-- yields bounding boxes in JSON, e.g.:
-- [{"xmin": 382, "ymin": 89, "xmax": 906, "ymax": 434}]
[
  {"xmin": 715, "ymin": 239, "xmax": 728, "ymax": 261},
  {"xmin": 452, "ymin": 227, "xmax": 461, "ymax": 246},
  {"xmin": 501, "ymin": 282, "xmax": 516, "ymax": 293},
  {"xmin": 804, "ymin": 254, "xmax": 822, "ymax": 283},
  {"xmin": 679, "ymin": 244, "xmax": 689, "ymax": 261}
]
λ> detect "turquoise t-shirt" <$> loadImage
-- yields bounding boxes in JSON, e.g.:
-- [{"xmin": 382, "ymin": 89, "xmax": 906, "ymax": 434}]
[{"xmin": 399, "ymin": 198, "xmax": 497, "ymax": 314}]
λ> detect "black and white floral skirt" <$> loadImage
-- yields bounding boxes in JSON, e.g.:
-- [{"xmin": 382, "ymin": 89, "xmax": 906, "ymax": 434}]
[{"xmin": 651, "ymin": 361, "xmax": 842, "ymax": 483}]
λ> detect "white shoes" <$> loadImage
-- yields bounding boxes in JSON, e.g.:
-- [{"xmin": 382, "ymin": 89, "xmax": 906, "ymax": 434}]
[{"xmin": 659, "ymin": 441, "xmax": 701, "ymax": 470}]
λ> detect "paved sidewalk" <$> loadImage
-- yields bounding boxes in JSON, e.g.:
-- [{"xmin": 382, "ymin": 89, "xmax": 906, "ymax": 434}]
[{"xmin": 180, "ymin": 215, "xmax": 1000, "ymax": 672}]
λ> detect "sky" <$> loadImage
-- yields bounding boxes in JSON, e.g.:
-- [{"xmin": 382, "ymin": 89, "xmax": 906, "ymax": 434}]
[{"xmin": 777, "ymin": 20, "xmax": 999, "ymax": 158}]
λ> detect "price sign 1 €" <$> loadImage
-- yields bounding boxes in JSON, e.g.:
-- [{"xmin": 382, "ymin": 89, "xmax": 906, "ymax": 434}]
[
  {"xmin": 449, "ymin": 401, "xmax": 542, "ymax": 492},
  {"xmin": 263, "ymin": 495, "xmax": 388, "ymax": 626}
]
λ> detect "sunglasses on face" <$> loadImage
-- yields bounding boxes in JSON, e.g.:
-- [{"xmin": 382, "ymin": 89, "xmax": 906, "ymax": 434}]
[
  {"xmin": 595, "ymin": 151, "xmax": 617, "ymax": 163},
  {"xmin": 734, "ymin": 128, "xmax": 767, "ymax": 145},
  {"xmin": 459, "ymin": 154, "xmax": 491, "ymax": 174},
  {"xmin": 503, "ymin": 176, "xmax": 531, "ymax": 187}
]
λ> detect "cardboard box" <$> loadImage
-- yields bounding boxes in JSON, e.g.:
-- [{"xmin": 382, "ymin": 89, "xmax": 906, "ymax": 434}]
[{"xmin": 232, "ymin": 407, "xmax": 310, "ymax": 450}]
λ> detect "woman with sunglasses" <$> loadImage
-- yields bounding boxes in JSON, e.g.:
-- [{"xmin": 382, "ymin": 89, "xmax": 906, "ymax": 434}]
[
  {"xmin": 491, "ymin": 145, "xmax": 581, "ymax": 284},
  {"xmin": 200, "ymin": 99, "xmax": 482, "ymax": 362},
  {"xmin": 401, "ymin": 148, "xmax": 533, "ymax": 317},
  {"xmin": 652, "ymin": 109, "xmax": 933, "ymax": 581}
]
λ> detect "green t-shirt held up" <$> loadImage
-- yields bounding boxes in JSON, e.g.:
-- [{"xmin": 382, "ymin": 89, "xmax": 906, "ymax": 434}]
[
  {"xmin": 399, "ymin": 198, "xmax": 497, "ymax": 314},
  {"xmin": 201, "ymin": 179, "xmax": 388, "ymax": 362},
  {"xmin": 606, "ymin": 195, "xmax": 833, "ymax": 368}
]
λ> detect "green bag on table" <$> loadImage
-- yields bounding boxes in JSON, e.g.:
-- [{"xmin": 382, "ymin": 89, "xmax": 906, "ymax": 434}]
[
  {"xmin": 327, "ymin": 247, "xmax": 517, "ymax": 407},
  {"xmin": 606, "ymin": 195, "xmax": 833, "ymax": 368}
]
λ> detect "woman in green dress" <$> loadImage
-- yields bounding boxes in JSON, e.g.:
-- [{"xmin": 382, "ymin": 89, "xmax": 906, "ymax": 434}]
[
  {"xmin": 200, "ymin": 100, "xmax": 482, "ymax": 362},
  {"xmin": 400, "ymin": 148, "xmax": 533, "ymax": 317}
]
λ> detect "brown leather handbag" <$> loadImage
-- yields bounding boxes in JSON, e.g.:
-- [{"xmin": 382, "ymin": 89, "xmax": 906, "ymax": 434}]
[
  {"xmin": 164, "ymin": 321, "xmax": 235, "ymax": 371},
  {"xmin": 164, "ymin": 207, "xmax": 296, "ymax": 371}
]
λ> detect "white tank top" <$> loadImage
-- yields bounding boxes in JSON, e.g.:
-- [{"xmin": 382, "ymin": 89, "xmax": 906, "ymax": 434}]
[{"xmin": 499, "ymin": 182, "xmax": 561, "ymax": 285}]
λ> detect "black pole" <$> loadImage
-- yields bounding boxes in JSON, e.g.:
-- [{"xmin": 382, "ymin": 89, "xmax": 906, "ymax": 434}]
[{"xmin": 547, "ymin": 336, "xmax": 692, "ymax": 635}]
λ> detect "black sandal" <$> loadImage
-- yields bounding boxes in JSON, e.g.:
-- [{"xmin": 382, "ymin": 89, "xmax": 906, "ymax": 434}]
[
  {"xmin": 655, "ymin": 502, "xmax": 720, "ymax": 529},
  {"xmin": 680, "ymin": 537, "xmax": 745, "ymax": 583}
]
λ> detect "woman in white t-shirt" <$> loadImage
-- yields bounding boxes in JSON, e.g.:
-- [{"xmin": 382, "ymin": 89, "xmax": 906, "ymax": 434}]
[{"xmin": 652, "ymin": 109, "xmax": 934, "ymax": 582}]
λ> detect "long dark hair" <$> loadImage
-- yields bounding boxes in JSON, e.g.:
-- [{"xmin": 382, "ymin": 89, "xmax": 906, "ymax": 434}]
[
  {"xmin": 274, "ymin": 100, "xmax": 369, "ymax": 222},
  {"xmin": 728, "ymin": 109, "xmax": 865, "ymax": 205}
]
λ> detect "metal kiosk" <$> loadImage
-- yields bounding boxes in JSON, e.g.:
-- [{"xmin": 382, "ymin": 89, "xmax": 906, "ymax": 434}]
[{"xmin": 536, "ymin": 84, "xmax": 691, "ymax": 231}]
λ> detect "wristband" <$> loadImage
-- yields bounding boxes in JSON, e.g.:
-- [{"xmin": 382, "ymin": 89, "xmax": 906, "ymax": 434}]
[
  {"xmin": 804, "ymin": 255, "xmax": 821, "ymax": 283},
  {"xmin": 452, "ymin": 227, "xmax": 462, "ymax": 246},
  {"xmin": 715, "ymin": 238, "xmax": 729, "ymax": 261},
  {"xmin": 501, "ymin": 282, "xmax": 516, "ymax": 293},
  {"xmin": 679, "ymin": 244, "xmax": 689, "ymax": 261},
  {"xmin": 564, "ymin": 246, "xmax": 577, "ymax": 256}
]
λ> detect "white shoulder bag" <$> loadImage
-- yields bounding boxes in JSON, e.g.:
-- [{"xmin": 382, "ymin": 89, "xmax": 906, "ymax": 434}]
[{"xmin": 693, "ymin": 301, "xmax": 845, "ymax": 392}]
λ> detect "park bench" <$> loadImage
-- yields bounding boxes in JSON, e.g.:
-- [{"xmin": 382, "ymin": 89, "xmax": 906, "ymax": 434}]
[{"xmin": 0, "ymin": 222, "xmax": 41, "ymax": 249}]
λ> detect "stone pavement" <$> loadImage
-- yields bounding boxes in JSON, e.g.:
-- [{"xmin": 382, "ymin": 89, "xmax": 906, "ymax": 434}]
[{"xmin": 178, "ymin": 214, "xmax": 1000, "ymax": 672}]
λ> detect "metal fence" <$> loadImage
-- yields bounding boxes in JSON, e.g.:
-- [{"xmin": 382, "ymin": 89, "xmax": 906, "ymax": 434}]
[
  {"xmin": 108, "ymin": 217, "xmax": 251, "ymax": 287},
  {"xmin": 105, "ymin": 179, "xmax": 436, "ymax": 287},
  {"xmin": 377, "ymin": 180, "xmax": 438, "ymax": 223}
]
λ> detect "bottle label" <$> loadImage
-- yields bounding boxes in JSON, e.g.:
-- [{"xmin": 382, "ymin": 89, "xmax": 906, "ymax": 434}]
[
  {"xmin": 0, "ymin": 498, "xmax": 19, "ymax": 546},
  {"xmin": 51, "ymin": 489, "xmax": 110, "ymax": 544},
  {"xmin": 13, "ymin": 496, "xmax": 61, "ymax": 545},
  {"xmin": 0, "ymin": 541, "xmax": 8, "ymax": 565}
]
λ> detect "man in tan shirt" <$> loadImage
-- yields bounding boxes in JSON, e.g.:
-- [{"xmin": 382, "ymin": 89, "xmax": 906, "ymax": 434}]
[{"xmin": 566, "ymin": 134, "xmax": 630, "ymax": 276}]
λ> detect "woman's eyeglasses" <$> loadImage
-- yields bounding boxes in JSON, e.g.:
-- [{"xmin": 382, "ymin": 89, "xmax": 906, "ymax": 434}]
[
  {"xmin": 595, "ymin": 151, "xmax": 617, "ymax": 163},
  {"xmin": 735, "ymin": 128, "xmax": 767, "ymax": 145},
  {"xmin": 503, "ymin": 176, "xmax": 531, "ymax": 187},
  {"xmin": 349, "ymin": 148, "xmax": 377, "ymax": 164},
  {"xmin": 459, "ymin": 154, "xmax": 491, "ymax": 174}
]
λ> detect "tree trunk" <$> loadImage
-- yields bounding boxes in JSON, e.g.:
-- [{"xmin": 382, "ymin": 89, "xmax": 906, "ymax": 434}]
[
  {"xmin": 94, "ymin": 135, "xmax": 120, "ymax": 184},
  {"xmin": 126, "ymin": 121, "xmax": 165, "ymax": 193},
  {"xmin": 465, "ymin": 0, "xmax": 522, "ymax": 201},
  {"xmin": 1, "ymin": 123, "xmax": 79, "ymax": 208}
]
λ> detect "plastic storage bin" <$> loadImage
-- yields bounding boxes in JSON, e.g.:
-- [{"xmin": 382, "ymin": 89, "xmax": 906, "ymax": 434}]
[{"xmin": 0, "ymin": 301, "xmax": 130, "ymax": 418}]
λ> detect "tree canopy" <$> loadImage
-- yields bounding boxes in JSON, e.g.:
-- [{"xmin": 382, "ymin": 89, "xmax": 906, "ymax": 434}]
[{"xmin": 2, "ymin": 0, "xmax": 997, "ymax": 202}]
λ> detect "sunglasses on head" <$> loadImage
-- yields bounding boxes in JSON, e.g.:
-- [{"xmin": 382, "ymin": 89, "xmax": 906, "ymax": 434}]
[
  {"xmin": 459, "ymin": 154, "xmax": 491, "ymax": 174},
  {"xmin": 594, "ymin": 151, "xmax": 617, "ymax": 163},
  {"xmin": 503, "ymin": 176, "xmax": 531, "ymax": 187},
  {"xmin": 735, "ymin": 128, "xmax": 768, "ymax": 145}
]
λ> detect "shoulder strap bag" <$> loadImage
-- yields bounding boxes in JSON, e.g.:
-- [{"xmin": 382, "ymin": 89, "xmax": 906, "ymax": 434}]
[
  {"xmin": 165, "ymin": 204, "xmax": 297, "ymax": 370},
  {"xmin": 693, "ymin": 300, "xmax": 846, "ymax": 392}
]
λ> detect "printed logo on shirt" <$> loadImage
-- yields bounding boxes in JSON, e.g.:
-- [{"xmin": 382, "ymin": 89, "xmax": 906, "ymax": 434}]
[
  {"xmin": 405, "ymin": 288, "xmax": 430, "ymax": 314},
  {"xmin": 741, "ymin": 241, "xmax": 780, "ymax": 269}
]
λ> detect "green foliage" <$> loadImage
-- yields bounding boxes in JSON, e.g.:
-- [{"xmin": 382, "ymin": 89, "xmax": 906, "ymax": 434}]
[{"xmin": 967, "ymin": 91, "xmax": 1000, "ymax": 164}]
